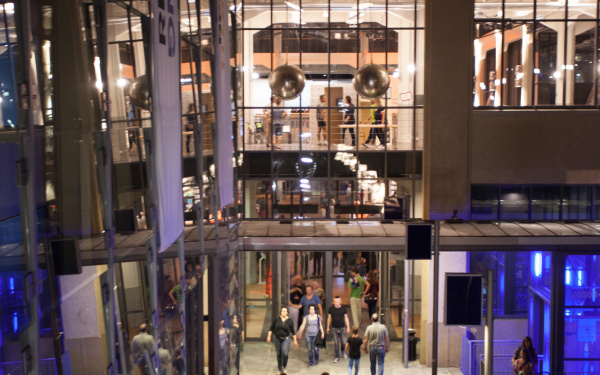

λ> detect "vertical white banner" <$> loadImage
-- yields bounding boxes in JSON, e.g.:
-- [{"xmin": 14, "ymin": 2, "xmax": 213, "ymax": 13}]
[
  {"xmin": 152, "ymin": 0, "xmax": 183, "ymax": 252},
  {"xmin": 213, "ymin": 0, "xmax": 234, "ymax": 208}
]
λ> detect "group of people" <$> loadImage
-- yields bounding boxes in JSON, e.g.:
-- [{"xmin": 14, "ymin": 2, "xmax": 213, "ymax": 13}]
[
  {"xmin": 267, "ymin": 256, "xmax": 387, "ymax": 375},
  {"xmin": 511, "ymin": 336, "xmax": 538, "ymax": 375},
  {"xmin": 130, "ymin": 323, "xmax": 185, "ymax": 375},
  {"xmin": 268, "ymin": 306, "xmax": 389, "ymax": 375}
]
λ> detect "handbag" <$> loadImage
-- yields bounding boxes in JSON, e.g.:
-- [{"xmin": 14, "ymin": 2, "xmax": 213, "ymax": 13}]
[
  {"xmin": 313, "ymin": 316, "xmax": 326, "ymax": 348},
  {"xmin": 364, "ymin": 293, "xmax": 377, "ymax": 304}
]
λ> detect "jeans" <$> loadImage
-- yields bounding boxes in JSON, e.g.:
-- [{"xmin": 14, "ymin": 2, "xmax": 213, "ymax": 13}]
[
  {"xmin": 369, "ymin": 345, "xmax": 386, "ymax": 375},
  {"xmin": 273, "ymin": 336, "xmax": 291, "ymax": 371},
  {"xmin": 350, "ymin": 297, "xmax": 362, "ymax": 327},
  {"xmin": 331, "ymin": 327, "xmax": 347, "ymax": 359},
  {"xmin": 342, "ymin": 127, "xmax": 356, "ymax": 146},
  {"xmin": 306, "ymin": 335, "xmax": 320, "ymax": 365},
  {"xmin": 348, "ymin": 358, "xmax": 360, "ymax": 375},
  {"xmin": 367, "ymin": 300, "xmax": 378, "ymax": 318}
]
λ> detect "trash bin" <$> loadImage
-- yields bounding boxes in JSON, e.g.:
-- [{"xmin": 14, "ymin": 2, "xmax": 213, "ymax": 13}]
[{"xmin": 408, "ymin": 329, "xmax": 418, "ymax": 361}]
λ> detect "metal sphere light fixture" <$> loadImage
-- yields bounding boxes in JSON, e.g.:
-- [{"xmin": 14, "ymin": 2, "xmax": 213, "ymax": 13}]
[
  {"xmin": 268, "ymin": 64, "xmax": 306, "ymax": 100},
  {"xmin": 129, "ymin": 75, "xmax": 150, "ymax": 109},
  {"xmin": 352, "ymin": 63, "xmax": 390, "ymax": 99}
]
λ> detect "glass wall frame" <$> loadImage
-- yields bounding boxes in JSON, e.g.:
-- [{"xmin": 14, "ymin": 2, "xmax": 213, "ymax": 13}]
[{"xmin": 474, "ymin": 0, "xmax": 600, "ymax": 108}]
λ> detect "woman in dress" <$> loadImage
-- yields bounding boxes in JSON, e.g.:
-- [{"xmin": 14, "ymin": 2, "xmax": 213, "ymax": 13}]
[
  {"xmin": 297, "ymin": 304, "xmax": 325, "ymax": 367},
  {"xmin": 267, "ymin": 307, "xmax": 298, "ymax": 374}
]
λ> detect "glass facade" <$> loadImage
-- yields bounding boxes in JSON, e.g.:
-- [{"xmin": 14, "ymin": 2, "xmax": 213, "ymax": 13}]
[
  {"xmin": 472, "ymin": 184, "xmax": 599, "ymax": 220},
  {"xmin": 474, "ymin": 0, "xmax": 600, "ymax": 108},
  {"xmin": 240, "ymin": 0, "xmax": 425, "ymax": 220}
]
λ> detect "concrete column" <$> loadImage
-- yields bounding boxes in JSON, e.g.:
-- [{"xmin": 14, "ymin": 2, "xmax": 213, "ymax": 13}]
[
  {"xmin": 52, "ymin": 0, "xmax": 102, "ymax": 236},
  {"xmin": 424, "ymin": 0, "xmax": 473, "ymax": 219}
]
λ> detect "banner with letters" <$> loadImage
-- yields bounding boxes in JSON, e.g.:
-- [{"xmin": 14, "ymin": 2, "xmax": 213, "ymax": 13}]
[{"xmin": 151, "ymin": 0, "xmax": 183, "ymax": 252}]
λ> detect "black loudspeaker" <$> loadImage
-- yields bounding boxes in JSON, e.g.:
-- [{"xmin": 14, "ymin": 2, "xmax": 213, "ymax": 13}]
[
  {"xmin": 51, "ymin": 238, "xmax": 82, "ymax": 275},
  {"xmin": 406, "ymin": 224, "xmax": 432, "ymax": 260},
  {"xmin": 445, "ymin": 274, "xmax": 483, "ymax": 325},
  {"xmin": 115, "ymin": 209, "xmax": 136, "ymax": 234}
]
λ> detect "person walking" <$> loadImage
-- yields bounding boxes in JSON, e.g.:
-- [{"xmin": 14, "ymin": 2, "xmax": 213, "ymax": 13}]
[
  {"xmin": 269, "ymin": 97, "xmax": 287, "ymax": 150},
  {"xmin": 348, "ymin": 266, "xmax": 366, "ymax": 327},
  {"xmin": 342, "ymin": 96, "xmax": 356, "ymax": 146},
  {"xmin": 316, "ymin": 94, "xmax": 327, "ymax": 145},
  {"xmin": 511, "ymin": 336, "xmax": 538, "ymax": 373},
  {"xmin": 288, "ymin": 275, "xmax": 306, "ymax": 332},
  {"xmin": 130, "ymin": 324, "xmax": 156, "ymax": 375},
  {"xmin": 267, "ymin": 307, "xmax": 298, "ymax": 374},
  {"xmin": 363, "ymin": 313, "xmax": 389, "ymax": 375},
  {"xmin": 184, "ymin": 103, "xmax": 196, "ymax": 154},
  {"xmin": 363, "ymin": 270, "xmax": 379, "ymax": 318},
  {"xmin": 345, "ymin": 326, "xmax": 363, "ymax": 375},
  {"xmin": 300, "ymin": 285, "xmax": 323, "ymax": 318},
  {"xmin": 297, "ymin": 304, "xmax": 325, "ymax": 368},
  {"xmin": 327, "ymin": 296, "xmax": 351, "ymax": 363}
]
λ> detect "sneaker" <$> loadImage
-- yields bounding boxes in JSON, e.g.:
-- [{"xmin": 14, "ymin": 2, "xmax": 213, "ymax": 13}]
[
  {"xmin": 343, "ymin": 352, "xmax": 348, "ymax": 359},
  {"xmin": 363, "ymin": 143, "xmax": 373, "ymax": 148},
  {"xmin": 376, "ymin": 144, "xmax": 385, "ymax": 149},
  {"xmin": 308, "ymin": 363, "xmax": 314, "ymax": 367},
  {"xmin": 333, "ymin": 358, "xmax": 340, "ymax": 363},
  {"xmin": 283, "ymin": 367, "xmax": 287, "ymax": 373},
  {"xmin": 316, "ymin": 360, "xmax": 320, "ymax": 365}
]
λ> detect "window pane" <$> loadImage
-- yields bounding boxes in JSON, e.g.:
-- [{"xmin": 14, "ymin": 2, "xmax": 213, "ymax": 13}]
[
  {"xmin": 565, "ymin": 255, "xmax": 600, "ymax": 307},
  {"xmin": 564, "ymin": 308, "xmax": 600, "ymax": 359},
  {"xmin": 563, "ymin": 186, "xmax": 591, "ymax": 220},
  {"xmin": 471, "ymin": 185, "xmax": 499, "ymax": 220},
  {"xmin": 500, "ymin": 186, "xmax": 529, "ymax": 220},
  {"xmin": 531, "ymin": 186, "xmax": 560, "ymax": 220}
]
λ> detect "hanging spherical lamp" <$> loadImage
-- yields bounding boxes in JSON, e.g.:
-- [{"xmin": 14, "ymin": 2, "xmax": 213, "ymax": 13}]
[
  {"xmin": 268, "ymin": 64, "xmax": 306, "ymax": 100},
  {"xmin": 352, "ymin": 63, "xmax": 390, "ymax": 99},
  {"xmin": 129, "ymin": 75, "xmax": 150, "ymax": 109}
]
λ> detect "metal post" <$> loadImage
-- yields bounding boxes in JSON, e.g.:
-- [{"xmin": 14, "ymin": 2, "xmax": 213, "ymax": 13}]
[
  {"xmin": 14, "ymin": 1, "xmax": 39, "ymax": 373},
  {"xmin": 177, "ymin": 233, "xmax": 187, "ymax": 372},
  {"xmin": 143, "ymin": 127, "xmax": 160, "ymax": 373},
  {"xmin": 485, "ymin": 268, "xmax": 494, "ymax": 375},
  {"xmin": 404, "ymin": 258, "xmax": 410, "ymax": 367},
  {"xmin": 432, "ymin": 220, "xmax": 440, "ymax": 375}
]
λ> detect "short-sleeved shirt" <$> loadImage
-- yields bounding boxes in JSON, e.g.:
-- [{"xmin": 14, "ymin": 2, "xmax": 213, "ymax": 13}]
[
  {"xmin": 272, "ymin": 108, "xmax": 284, "ymax": 124},
  {"xmin": 344, "ymin": 105, "xmax": 355, "ymax": 123},
  {"xmin": 328, "ymin": 305, "xmax": 348, "ymax": 328},
  {"xmin": 316, "ymin": 103, "xmax": 324, "ymax": 121},
  {"xmin": 347, "ymin": 337, "xmax": 363, "ymax": 359},
  {"xmin": 299, "ymin": 294, "xmax": 322, "ymax": 316},
  {"xmin": 348, "ymin": 275, "xmax": 365, "ymax": 299},
  {"xmin": 171, "ymin": 283, "xmax": 183, "ymax": 304},
  {"xmin": 131, "ymin": 332, "xmax": 156, "ymax": 358},
  {"xmin": 365, "ymin": 322, "xmax": 388, "ymax": 347}
]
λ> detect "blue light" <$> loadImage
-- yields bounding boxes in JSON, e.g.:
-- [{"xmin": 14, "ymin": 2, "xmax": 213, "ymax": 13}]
[
  {"xmin": 9, "ymin": 277, "xmax": 14, "ymax": 293},
  {"xmin": 577, "ymin": 270, "xmax": 583, "ymax": 287},
  {"xmin": 565, "ymin": 309, "xmax": 571, "ymax": 316},
  {"xmin": 534, "ymin": 252, "xmax": 542, "ymax": 277},
  {"xmin": 12, "ymin": 312, "xmax": 18, "ymax": 333},
  {"xmin": 565, "ymin": 267, "xmax": 572, "ymax": 285}
]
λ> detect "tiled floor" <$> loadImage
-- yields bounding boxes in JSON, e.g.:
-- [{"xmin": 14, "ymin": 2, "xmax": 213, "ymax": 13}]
[{"xmin": 240, "ymin": 342, "xmax": 464, "ymax": 375}]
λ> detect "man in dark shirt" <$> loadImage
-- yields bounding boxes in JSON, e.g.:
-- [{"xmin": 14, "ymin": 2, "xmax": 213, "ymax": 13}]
[
  {"xmin": 327, "ymin": 296, "xmax": 351, "ymax": 362},
  {"xmin": 288, "ymin": 274, "xmax": 306, "ymax": 332}
]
